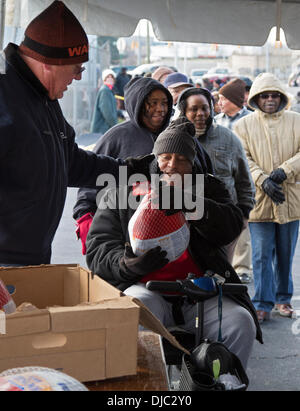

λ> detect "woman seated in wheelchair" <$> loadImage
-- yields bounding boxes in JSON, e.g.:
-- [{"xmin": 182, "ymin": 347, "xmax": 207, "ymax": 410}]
[{"xmin": 85, "ymin": 117, "xmax": 262, "ymax": 370}]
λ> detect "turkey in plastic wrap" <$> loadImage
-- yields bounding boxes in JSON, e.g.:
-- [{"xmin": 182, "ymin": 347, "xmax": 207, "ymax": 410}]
[{"xmin": 128, "ymin": 182, "xmax": 190, "ymax": 262}]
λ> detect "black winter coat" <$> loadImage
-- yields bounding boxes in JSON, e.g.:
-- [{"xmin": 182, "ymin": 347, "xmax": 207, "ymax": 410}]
[
  {"xmin": 0, "ymin": 44, "xmax": 125, "ymax": 265},
  {"xmin": 86, "ymin": 159, "xmax": 262, "ymax": 343}
]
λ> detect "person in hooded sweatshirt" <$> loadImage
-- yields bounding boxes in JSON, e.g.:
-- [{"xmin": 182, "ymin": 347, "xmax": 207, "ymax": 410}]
[
  {"xmin": 234, "ymin": 73, "xmax": 300, "ymax": 323},
  {"xmin": 73, "ymin": 77, "xmax": 213, "ymax": 254},
  {"xmin": 177, "ymin": 87, "xmax": 255, "ymax": 265}
]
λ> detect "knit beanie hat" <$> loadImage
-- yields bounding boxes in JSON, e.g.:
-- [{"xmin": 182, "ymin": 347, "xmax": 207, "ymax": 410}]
[
  {"xmin": 153, "ymin": 117, "xmax": 196, "ymax": 164},
  {"xmin": 218, "ymin": 78, "xmax": 246, "ymax": 108},
  {"xmin": 19, "ymin": 1, "xmax": 89, "ymax": 65},
  {"xmin": 152, "ymin": 66, "xmax": 174, "ymax": 82},
  {"xmin": 102, "ymin": 69, "xmax": 116, "ymax": 81}
]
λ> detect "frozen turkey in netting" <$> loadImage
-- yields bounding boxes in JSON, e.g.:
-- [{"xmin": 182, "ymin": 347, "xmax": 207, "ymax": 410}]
[{"xmin": 128, "ymin": 189, "xmax": 190, "ymax": 263}]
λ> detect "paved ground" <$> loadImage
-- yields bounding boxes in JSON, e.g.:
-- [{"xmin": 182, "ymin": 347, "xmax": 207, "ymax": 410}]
[{"xmin": 52, "ymin": 187, "xmax": 300, "ymax": 391}]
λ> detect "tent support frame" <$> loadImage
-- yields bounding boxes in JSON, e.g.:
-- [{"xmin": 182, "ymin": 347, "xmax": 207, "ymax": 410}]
[{"xmin": 0, "ymin": 0, "xmax": 6, "ymax": 50}]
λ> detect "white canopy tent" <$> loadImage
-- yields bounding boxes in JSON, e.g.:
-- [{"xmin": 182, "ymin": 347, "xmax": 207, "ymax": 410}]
[{"xmin": 2, "ymin": 0, "xmax": 300, "ymax": 49}]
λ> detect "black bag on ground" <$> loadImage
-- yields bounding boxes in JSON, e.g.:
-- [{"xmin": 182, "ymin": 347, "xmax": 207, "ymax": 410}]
[{"xmin": 179, "ymin": 340, "xmax": 249, "ymax": 391}]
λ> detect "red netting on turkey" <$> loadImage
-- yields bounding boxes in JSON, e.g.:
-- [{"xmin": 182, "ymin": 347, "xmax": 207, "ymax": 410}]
[{"xmin": 128, "ymin": 185, "xmax": 190, "ymax": 262}]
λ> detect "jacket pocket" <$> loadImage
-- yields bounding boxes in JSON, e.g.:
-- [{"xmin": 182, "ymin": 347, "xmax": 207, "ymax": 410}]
[
  {"xmin": 218, "ymin": 175, "xmax": 237, "ymax": 203},
  {"xmin": 250, "ymin": 188, "xmax": 273, "ymax": 220},
  {"xmin": 287, "ymin": 183, "xmax": 300, "ymax": 219},
  {"xmin": 213, "ymin": 149, "xmax": 232, "ymax": 177}
]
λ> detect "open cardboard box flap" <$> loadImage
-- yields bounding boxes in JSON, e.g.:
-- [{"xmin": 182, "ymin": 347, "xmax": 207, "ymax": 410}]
[
  {"xmin": 132, "ymin": 297, "xmax": 190, "ymax": 355},
  {"xmin": 88, "ymin": 270, "xmax": 190, "ymax": 355}
]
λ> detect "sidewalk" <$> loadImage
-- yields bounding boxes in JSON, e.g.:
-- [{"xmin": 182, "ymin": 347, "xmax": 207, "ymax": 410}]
[
  {"xmin": 52, "ymin": 188, "xmax": 300, "ymax": 391},
  {"xmin": 247, "ymin": 233, "xmax": 300, "ymax": 391}
]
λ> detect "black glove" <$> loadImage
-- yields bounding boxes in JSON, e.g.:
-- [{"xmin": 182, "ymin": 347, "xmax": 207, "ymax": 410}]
[
  {"xmin": 154, "ymin": 181, "xmax": 197, "ymax": 216},
  {"xmin": 237, "ymin": 204, "xmax": 252, "ymax": 219},
  {"xmin": 269, "ymin": 168, "xmax": 287, "ymax": 184},
  {"xmin": 125, "ymin": 154, "xmax": 155, "ymax": 180},
  {"xmin": 262, "ymin": 178, "xmax": 285, "ymax": 205},
  {"xmin": 120, "ymin": 243, "xmax": 168, "ymax": 279}
]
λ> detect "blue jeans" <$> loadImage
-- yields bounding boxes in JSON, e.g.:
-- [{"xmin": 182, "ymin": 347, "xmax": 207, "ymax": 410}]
[{"xmin": 249, "ymin": 221, "xmax": 299, "ymax": 312}]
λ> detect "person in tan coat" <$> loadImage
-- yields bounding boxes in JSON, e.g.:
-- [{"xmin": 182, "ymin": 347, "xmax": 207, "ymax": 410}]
[{"xmin": 234, "ymin": 73, "xmax": 300, "ymax": 323}]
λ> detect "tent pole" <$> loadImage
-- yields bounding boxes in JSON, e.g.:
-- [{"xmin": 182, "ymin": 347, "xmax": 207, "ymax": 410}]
[
  {"xmin": 0, "ymin": 0, "xmax": 6, "ymax": 50},
  {"xmin": 146, "ymin": 20, "xmax": 150, "ymax": 64},
  {"xmin": 276, "ymin": 0, "xmax": 282, "ymax": 41}
]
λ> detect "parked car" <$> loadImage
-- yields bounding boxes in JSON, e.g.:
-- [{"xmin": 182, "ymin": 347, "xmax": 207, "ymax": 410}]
[
  {"xmin": 201, "ymin": 67, "xmax": 243, "ymax": 88},
  {"xmin": 128, "ymin": 63, "xmax": 177, "ymax": 78},
  {"xmin": 201, "ymin": 72, "xmax": 232, "ymax": 86},
  {"xmin": 190, "ymin": 68, "xmax": 208, "ymax": 84},
  {"xmin": 233, "ymin": 75, "xmax": 253, "ymax": 88},
  {"xmin": 206, "ymin": 66, "xmax": 234, "ymax": 76},
  {"xmin": 288, "ymin": 71, "xmax": 300, "ymax": 87}
]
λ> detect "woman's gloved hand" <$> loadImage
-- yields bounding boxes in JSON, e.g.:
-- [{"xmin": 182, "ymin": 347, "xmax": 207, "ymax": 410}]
[{"xmin": 120, "ymin": 243, "xmax": 168, "ymax": 279}]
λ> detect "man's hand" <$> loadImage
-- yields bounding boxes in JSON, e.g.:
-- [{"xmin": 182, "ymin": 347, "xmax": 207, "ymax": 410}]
[
  {"xmin": 262, "ymin": 178, "xmax": 285, "ymax": 205},
  {"xmin": 120, "ymin": 243, "xmax": 168, "ymax": 277},
  {"xmin": 269, "ymin": 168, "xmax": 287, "ymax": 184}
]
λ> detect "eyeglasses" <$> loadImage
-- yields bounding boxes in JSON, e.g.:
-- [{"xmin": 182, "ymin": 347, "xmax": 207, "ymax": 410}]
[
  {"xmin": 259, "ymin": 92, "xmax": 281, "ymax": 99},
  {"xmin": 73, "ymin": 65, "xmax": 86, "ymax": 76}
]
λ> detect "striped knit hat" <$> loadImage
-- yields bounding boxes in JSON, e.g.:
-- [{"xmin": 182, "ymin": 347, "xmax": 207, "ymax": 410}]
[
  {"xmin": 19, "ymin": 1, "xmax": 88, "ymax": 65},
  {"xmin": 153, "ymin": 117, "xmax": 196, "ymax": 164}
]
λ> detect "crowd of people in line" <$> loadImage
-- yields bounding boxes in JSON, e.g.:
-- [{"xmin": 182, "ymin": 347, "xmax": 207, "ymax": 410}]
[
  {"xmin": 83, "ymin": 59, "xmax": 300, "ymax": 327},
  {"xmin": 1, "ymin": 0, "xmax": 300, "ymax": 375}
]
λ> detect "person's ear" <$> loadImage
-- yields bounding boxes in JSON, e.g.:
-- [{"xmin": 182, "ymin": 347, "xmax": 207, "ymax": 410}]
[{"xmin": 41, "ymin": 63, "xmax": 54, "ymax": 78}]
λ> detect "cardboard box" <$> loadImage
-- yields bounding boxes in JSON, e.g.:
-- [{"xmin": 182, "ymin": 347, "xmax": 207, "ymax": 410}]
[
  {"xmin": 0, "ymin": 264, "xmax": 188, "ymax": 383},
  {"xmin": 0, "ymin": 264, "xmax": 141, "ymax": 382}
]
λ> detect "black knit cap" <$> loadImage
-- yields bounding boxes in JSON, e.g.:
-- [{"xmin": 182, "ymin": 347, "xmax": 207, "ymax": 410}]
[{"xmin": 153, "ymin": 117, "xmax": 196, "ymax": 164}]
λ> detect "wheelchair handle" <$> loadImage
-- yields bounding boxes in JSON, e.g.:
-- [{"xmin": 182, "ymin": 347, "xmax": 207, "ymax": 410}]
[
  {"xmin": 146, "ymin": 279, "xmax": 247, "ymax": 302},
  {"xmin": 146, "ymin": 280, "xmax": 182, "ymax": 293}
]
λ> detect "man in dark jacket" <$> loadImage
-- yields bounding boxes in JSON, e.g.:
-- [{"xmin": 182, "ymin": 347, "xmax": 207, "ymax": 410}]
[
  {"xmin": 73, "ymin": 76, "xmax": 213, "ymax": 254},
  {"xmin": 0, "ymin": 1, "xmax": 150, "ymax": 266},
  {"xmin": 86, "ymin": 118, "xmax": 262, "ymax": 369},
  {"xmin": 113, "ymin": 67, "xmax": 131, "ymax": 110}
]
